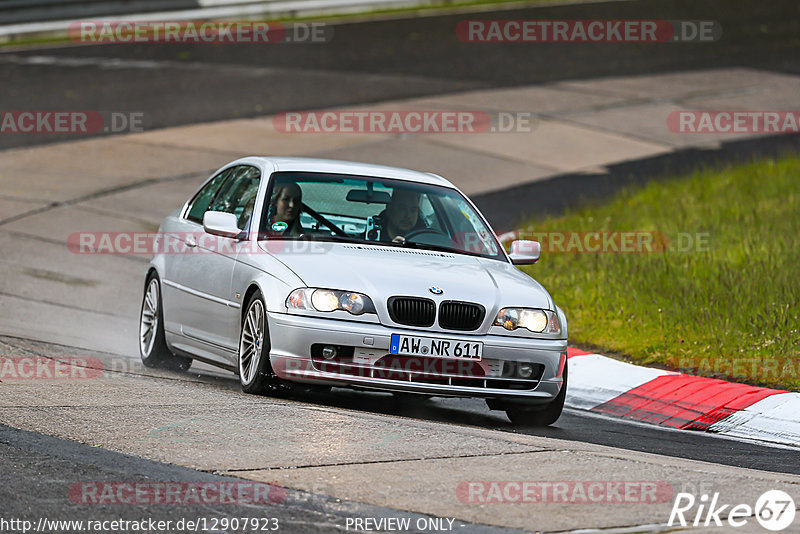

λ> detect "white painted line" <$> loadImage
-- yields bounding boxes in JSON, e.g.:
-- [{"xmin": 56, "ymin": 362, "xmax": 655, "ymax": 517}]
[{"xmin": 566, "ymin": 353, "xmax": 674, "ymax": 411}]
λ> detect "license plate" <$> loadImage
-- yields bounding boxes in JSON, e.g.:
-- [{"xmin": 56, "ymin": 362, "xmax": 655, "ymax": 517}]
[{"xmin": 389, "ymin": 334, "xmax": 483, "ymax": 360}]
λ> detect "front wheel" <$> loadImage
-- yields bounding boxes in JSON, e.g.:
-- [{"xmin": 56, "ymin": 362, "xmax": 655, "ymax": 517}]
[
  {"xmin": 139, "ymin": 274, "xmax": 191, "ymax": 371},
  {"xmin": 238, "ymin": 291, "xmax": 290, "ymax": 396},
  {"xmin": 504, "ymin": 364, "xmax": 567, "ymax": 426}
]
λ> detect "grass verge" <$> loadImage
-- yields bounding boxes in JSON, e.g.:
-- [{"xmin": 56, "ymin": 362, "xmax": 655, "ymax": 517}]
[{"xmin": 520, "ymin": 154, "xmax": 800, "ymax": 391}]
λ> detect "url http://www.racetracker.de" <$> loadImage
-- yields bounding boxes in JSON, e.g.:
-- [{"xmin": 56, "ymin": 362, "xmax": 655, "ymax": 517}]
[{"xmin": 0, "ymin": 516, "xmax": 281, "ymax": 533}]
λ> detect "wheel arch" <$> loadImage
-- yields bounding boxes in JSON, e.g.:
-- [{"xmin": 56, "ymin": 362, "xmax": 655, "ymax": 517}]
[
  {"xmin": 555, "ymin": 305, "xmax": 568, "ymax": 340},
  {"xmin": 239, "ymin": 275, "xmax": 295, "ymax": 326},
  {"xmin": 241, "ymin": 283, "xmax": 262, "ymax": 326},
  {"xmin": 144, "ymin": 266, "xmax": 159, "ymax": 286},
  {"xmin": 144, "ymin": 253, "xmax": 168, "ymax": 288}
]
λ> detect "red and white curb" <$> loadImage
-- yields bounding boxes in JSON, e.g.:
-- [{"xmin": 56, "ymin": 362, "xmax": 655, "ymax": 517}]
[
  {"xmin": 496, "ymin": 232, "xmax": 799, "ymax": 446},
  {"xmin": 565, "ymin": 347, "xmax": 800, "ymax": 447}
]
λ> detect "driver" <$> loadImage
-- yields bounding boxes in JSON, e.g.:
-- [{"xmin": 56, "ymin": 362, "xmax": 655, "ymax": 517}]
[
  {"xmin": 379, "ymin": 188, "xmax": 426, "ymax": 243},
  {"xmin": 267, "ymin": 181, "xmax": 304, "ymax": 236}
]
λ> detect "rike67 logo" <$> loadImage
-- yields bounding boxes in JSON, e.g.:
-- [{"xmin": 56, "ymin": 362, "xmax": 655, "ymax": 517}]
[{"xmin": 669, "ymin": 490, "xmax": 796, "ymax": 531}]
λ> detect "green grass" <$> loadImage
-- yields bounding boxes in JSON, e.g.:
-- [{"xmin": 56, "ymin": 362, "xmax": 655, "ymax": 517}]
[{"xmin": 520, "ymin": 155, "xmax": 800, "ymax": 391}]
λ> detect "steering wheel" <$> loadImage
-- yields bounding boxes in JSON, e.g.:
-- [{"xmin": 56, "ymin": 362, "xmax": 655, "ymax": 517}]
[
  {"xmin": 402, "ymin": 228, "xmax": 454, "ymax": 248},
  {"xmin": 403, "ymin": 228, "xmax": 441, "ymax": 240}
]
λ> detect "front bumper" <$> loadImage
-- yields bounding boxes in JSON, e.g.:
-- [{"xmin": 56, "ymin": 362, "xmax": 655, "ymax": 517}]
[{"xmin": 267, "ymin": 312, "xmax": 566, "ymax": 403}]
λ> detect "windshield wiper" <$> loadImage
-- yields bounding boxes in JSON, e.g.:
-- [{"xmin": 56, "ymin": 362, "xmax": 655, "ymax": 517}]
[
  {"xmin": 298, "ymin": 233, "xmax": 365, "ymax": 244},
  {"xmin": 383, "ymin": 239, "xmax": 464, "ymax": 256}
]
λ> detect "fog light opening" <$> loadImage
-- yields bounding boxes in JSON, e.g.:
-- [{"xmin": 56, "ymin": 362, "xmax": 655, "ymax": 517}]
[
  {"xmin": 321, "ymin": 345, "xmax": 338, "ymax": 360},
  {"xmin": 516, "ymin": 362, "xmax": 534, "ymax": 378}
]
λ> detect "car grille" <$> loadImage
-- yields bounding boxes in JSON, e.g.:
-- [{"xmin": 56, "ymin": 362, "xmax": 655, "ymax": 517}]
[
  {"xmin": 438, "ymin": 301, "xmax": 485, "ymax": 331},
  {"xmin": 387, "ymin": 297, "xmax": 435, "ymax": 327}
]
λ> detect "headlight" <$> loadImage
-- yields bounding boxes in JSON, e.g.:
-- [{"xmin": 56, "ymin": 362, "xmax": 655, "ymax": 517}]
[
  {"xmin": 287, "ymin": 288, "xmax": 375, "ymax": 316},
  {"xmin": 339, "ymin": 292, "xmax": 367, "ymax": 314},
  {"xmin": 494, "ymin": 307, "xmax": 560, "ymax": 334},
  {"xmin": 311, "ymin": 289, "xmax": 340, "ymax": 312}
]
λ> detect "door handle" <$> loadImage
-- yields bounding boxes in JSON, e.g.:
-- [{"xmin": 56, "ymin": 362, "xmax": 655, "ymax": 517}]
[{"xmin": 186, "ymin": 236, "xmax": 197, "ymax": 248}]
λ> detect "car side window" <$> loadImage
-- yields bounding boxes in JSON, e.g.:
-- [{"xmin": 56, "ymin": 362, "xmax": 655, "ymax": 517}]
[
  {"xmin": 186, "ymin": 168, "xmax": 234, "ymax": 224},
  {"xmin": 207, "ymin": 166, "xmax": 262, "ymax": 229},
  {"xmin": 419, "ymin": 194, "xmax": 443, "ymax": 232},
  {"xmin": 440, "ymin": 196, "xmax": 498, "ymax": 255}
]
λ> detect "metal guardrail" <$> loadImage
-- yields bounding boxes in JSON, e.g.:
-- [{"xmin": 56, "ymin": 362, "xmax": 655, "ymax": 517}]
[{"xmin": 0, "ymin": 0, "xmax": 202, "ymax": 24}]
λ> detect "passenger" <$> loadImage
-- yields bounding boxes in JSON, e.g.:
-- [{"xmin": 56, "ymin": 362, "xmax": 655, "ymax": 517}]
[
  {"xmin": 268, "ymin": 182, "xmax": 304, "ymax": 235},
  {"xmin": 380, "ymin": 189, "xmax": 425, "ymax": 242}
]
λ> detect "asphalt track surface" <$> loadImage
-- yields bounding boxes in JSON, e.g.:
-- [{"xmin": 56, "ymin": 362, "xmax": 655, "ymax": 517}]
[
  {"xmin": 2, "ymin": 0, "xmax": 799, "ymax": 151},
  {"xmin": 0, "ymin": 423, "xmax": 519, "ymax": 534},
  {"xmin": 2, "ymin": 0, "xmax": 800, "ymax": 229},
  {"xmin": 2, "ymin": 334, "xmax": 798, "ymax": 533},
  {"xmin": 4, "ymin": 334, "xmax": 799, "ymax": 476},
  {"xmin": 1, "ymin": 0, "xmax": 800, "ymax": 529}
]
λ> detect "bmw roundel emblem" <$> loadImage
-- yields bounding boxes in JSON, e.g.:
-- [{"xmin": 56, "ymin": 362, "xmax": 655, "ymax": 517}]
[{"xmin": 429, "ymin": 286, "xmax": 443, "ymax": 295}]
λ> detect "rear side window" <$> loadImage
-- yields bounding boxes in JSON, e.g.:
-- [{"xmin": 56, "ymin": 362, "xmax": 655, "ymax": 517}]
[{"xmin": 186, "ymin": 167, "xmax": 234, "ymax": 223}]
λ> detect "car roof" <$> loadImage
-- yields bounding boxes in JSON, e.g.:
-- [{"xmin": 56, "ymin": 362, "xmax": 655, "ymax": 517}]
[{"xmin": 235, "ymin": 156, "xmax": 455, "ymax": 188}]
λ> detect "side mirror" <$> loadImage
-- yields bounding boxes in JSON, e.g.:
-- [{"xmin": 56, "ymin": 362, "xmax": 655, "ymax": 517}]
[
  {"xmin": 203, "ymin": 211, "xmax": 241, "ymax": 239},
  {"xmin": 508, "ymin": 240, "xmax": 540, "ymax": 265}
]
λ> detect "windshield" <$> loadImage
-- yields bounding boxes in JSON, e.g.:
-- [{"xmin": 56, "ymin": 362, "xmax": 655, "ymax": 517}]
[{"xmin": 259, "ymin": 171, "xmax": 505, "ymax": 261}]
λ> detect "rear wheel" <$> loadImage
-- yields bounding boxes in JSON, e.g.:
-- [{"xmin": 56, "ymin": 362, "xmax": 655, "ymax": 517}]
[
  {"xmin": 504, "ymin": 364, "xmax": 567, "ymax": 426},
  {"xmin": 238, "ymin": 291, "xmax": 290, "ymax": 396},
  {"xmin": 139, "ymin": 274, "xmax": 192, "ymax": 371}
]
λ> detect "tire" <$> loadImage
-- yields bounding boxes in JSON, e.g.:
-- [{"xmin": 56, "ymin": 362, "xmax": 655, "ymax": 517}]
[
  {"xmin": 238, "ymin": 291, "xmax": 290, "ymax": 396},
  {"xmin": 139, "ymin": 273, "xmax": 192, "ymax": 371},
  {"xmin": 504, "ymin": 364, "xmax": 567, "ymax": 426}
]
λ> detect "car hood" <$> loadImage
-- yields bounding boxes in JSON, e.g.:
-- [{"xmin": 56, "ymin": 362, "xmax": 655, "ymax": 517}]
[{"xmin": 259, "ymin": 241, "xmax": 553, "ymax": 322}]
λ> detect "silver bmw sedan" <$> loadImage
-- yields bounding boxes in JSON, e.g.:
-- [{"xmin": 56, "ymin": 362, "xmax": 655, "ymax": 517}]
[{"xmin": 139, "ymin": 157, "xmax": 568, "ymax": 425}]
